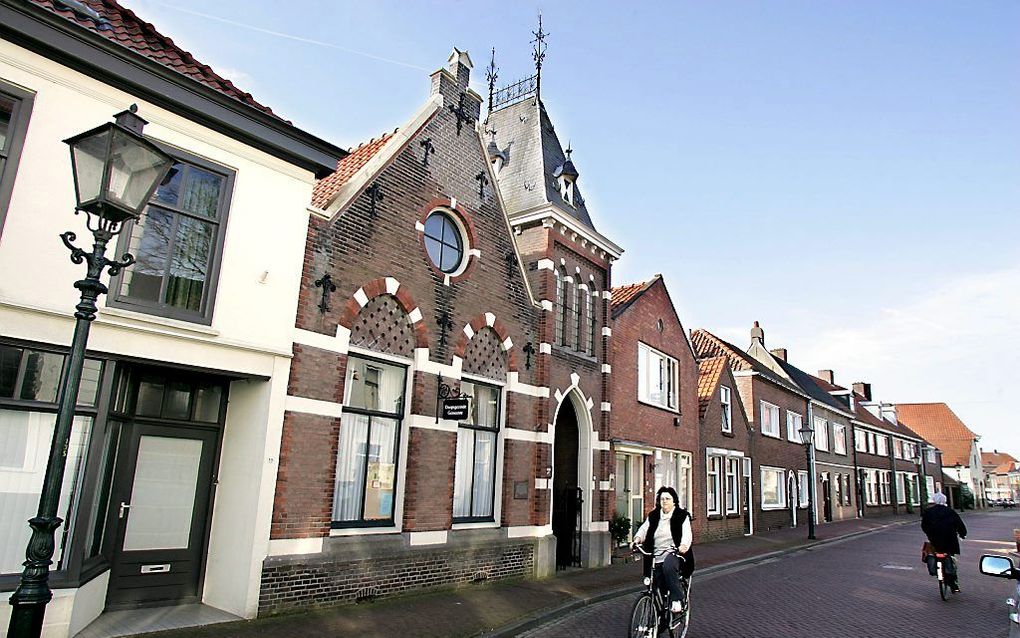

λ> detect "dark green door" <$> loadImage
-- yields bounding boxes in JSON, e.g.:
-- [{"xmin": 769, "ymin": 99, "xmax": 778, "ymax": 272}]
[{"xmin": 105, "ymin": 423, "xmax": 218, "ymax": 609}]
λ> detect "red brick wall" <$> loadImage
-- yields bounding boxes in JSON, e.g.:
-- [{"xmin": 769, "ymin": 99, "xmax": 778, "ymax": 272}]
[{"xmin": 699, "ymin": 365, "xmax": 752, "ymax": 541}]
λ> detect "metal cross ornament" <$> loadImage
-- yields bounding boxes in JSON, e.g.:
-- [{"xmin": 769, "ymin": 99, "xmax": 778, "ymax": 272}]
[
  {"xmin": 436, "ymin": 311, "xmax": 455, "ymax": 348},
  {"xmin": 313, "ymin": 273, "xmax": 337, "ymax": 313},
  {"xmin": 485, "ymin": 47, "xmax": 499, "ymax": 114},
  {"xmin": 532, "ymin": 13, "xmax": 548, "ymax": 99},
  {"xmin": 476, "ymin": 171, "xmax": 488, "ymax": 199},
  {"xmin": 523, "ymin": 341, "xmax": 535, "ymax": 370},
  {"xmin": 365, "ymin": 183, "xmax": 384, "ymax": 218},
  {"xmin": 448, "ymin": 92, "xmax": 475, "ymax": 136},
  {"xmin": 419, "ymin": 138, "xmax": 435, "ymax": 167},
  {"xmin": 504, "ymin": 250, "xmax": 517, "ymax": 279}
]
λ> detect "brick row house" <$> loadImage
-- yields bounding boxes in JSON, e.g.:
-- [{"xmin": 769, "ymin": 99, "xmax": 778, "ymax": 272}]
[
  {"xmin": 982, "ymin": 451, "xmax": 1020, "ymax": 502},
  {"xmin": 896, "ymin": 403, "xmax": 985, "ymax": 508}
]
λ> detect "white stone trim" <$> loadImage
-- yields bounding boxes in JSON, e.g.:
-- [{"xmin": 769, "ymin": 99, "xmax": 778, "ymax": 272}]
[
  {"xmin": 570, "ymin": 372, "xmax": 580, "ymax": 386},
  {"xmin": 541, "ymin": 300, "xmax": 554, "ymax": 311},
  {"xmin": 408, "ymin": 307, "xmax": 423, "ymax": 324},
  {"xmin": 450, "ymin": 196, "xmax": 457, "ymax": 210},
  {"xmin": 599, "ymin": 480, "xmax": 612, "ymax": 491},
  {"xmin": 443, "ymin": 274, "xmax": 451, "ymax": 286},
  {"xmin": 267, "ymin": 537, "xmax": 324, "ymax": 556},
  {"xmin": 593, "ymin": 438, "xmax": 611, "ymax": 451},
  {"xmin": 602, "ymin": 326, "xmax": 612, "ymax": 337},
  {"xmin": 601, "ymin": 402, "xmax": 611, "ymax": 412},
  {"xmin": 284, "ymin": 395, "xmax": 343, "ymax": 418},
  {"xmin": 602, "ymin": 364, "xmax": 611, "ymax": 374},
  {"xmin": 539, "ymin": 342, "xmax": 552, "ymax": 354},
  {"xmin": 502, "ymin": 336, "xmax": 513, "ymax": 351},
  {"xmin": 451, "ymin": 521, "xmax": 500, "ymax": 531},
  {"xmin": 564, "ymin": 276, "xmax": 574, "ymax": 283},
  {"xmin": 330, "ymin": 526, "xmax": 399, "ymax": 537},
  {"xmin": 589, "ymin": 521, "xmax": 609, "ymax": 532},
  {"xmin": 348, "ymin": 345, "xmax": 413, "ymax": 366},
  {"xmin": 554, "ymin": 388, "xmax": 563, "ymax": 402},
  {"xmin": 585, "ymin": 397, "xmax": 595, "ymax": 410},
  {"xmin": 293, "ymin": 325, "xmax": 351, "ymax": 354},
  {"xmin": 506, "ymin": 524, "xmax": 553, "ymax": 538},
  {"xmin": 507, "ymin": 372, "xmax": 549, "ymax": 397},
  {"xmin": 578, "ymin": 283, "xmax": 589, "ymax": 292},
  {"xmin": 385, "ymin": 277, "xmax": 400, "ymax": 295},
  {"xmin": 601, "ymin": 291, "xmax": 612, "ymax": 300},
  {"xmin": 415, "ymin": 220, "xmax": 426, "ymax": 231},
  {"xmin": 535, "ymin": 478, "xmax": 550, "ymax": 490},
  {"xmin": 468, "ymin": 248, "xmax": 481, "ymax": 258},
  {"xmin": 485, "ymin": 312, "xmax": 496, "ymax": 327},
  {"xmin": 463, "ymin": 324, "xmax": 475, "ymax": 339},
  {"xmin": 353, "ymin": 288, "xmax": 369, "ymax": 307},
  {"xmin": 537, "ymin": 259, "xmax": 554, "ymax": 271},
  {"xmin": 408, "ymin": 531, "xmax": 448, "ymax": 546},
  {"xmin": 413, "ymin": 348, "xmax": 461, "ymax": 377},
  {"xmin": 408, "ymin": 413, "xmax": 458, "ymax": 433},
  {"xmin": 504, "ymin": 428, "xmax": 553, "ymax": 443}
]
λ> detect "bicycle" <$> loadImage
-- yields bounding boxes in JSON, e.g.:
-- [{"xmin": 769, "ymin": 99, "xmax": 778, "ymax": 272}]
[
  {"xmin": 628, "ymin": 545, "xmax": 691, "ymax": 638},
  {"xmin": 931, "ymin": 552, "xmax": 958, "ymax": 601}
]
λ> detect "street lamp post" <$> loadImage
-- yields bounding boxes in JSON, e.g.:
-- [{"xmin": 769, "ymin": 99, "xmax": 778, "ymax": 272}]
[
  {"xmin": 7, "ymin": 106, "xmax": 172, "ymax": 638},
  {"xmin": 915, "ymin": 445, "xmax": 929, "ymax": 513},
  {"xmin": 798, "ymin": 422, "xmax": 817, "ymax": 540}
]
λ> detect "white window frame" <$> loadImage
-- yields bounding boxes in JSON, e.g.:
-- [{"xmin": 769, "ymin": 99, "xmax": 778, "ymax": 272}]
[
  {"xmin": 876, "ymin": 435, "xmax": 888, "ymax": 457},
  {"xmin": 813, "ymin": 417, "xmax": 829, "ymax": 452},
  {"xmin": 833, "ymin": 423, "xmax": 847, "ymax": 455},
  {"xmin": 797, "ymin": 470, "xmax": 809, "ymax": 508},
  {"xmin": 893, "ymin": 439, "xmax": 903, "ymax": 459},
  {"xmin": 707, "ymin": 456, "xmax": 722, "ymax": 515},
  {"xmin": 867, "ymin": 432, "xmax": 877, "ymax": 454},
  {"xmin": 786, "ymin": 410, "xmax": 803, "ymax": 443},
  {"xmin": 896, "ymin": 472, "xmax": 908, "ymax": 505},
  {"xmin": 637, "ymin": 342, "xmax": 678, "ymax": 411},
  {"xmin": 720, "ymin": 385, "xmax": 732, "ymax": 434},
  {"xmin": 725, "ymin": 457, "xmax": 740, "ymax": 514},
  {"xmin": 925, "ymin": 448, "xmax": 936, "ymax": 464},
  {"xmin": 854, "ymin": 429, "xmax": 867, "ymax": 453},
  {"xmin": 760, "ymin": 466, "xmax": 787, "ymax": 510},
  {"xmin": 760, "ymin": 401, "xmax": 780, "ymax": 438}
]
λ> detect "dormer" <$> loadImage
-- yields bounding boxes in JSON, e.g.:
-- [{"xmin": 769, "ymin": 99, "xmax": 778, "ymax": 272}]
[
  {"xmin": 553, "ymin": 144, "xmax": 579, "ymax": 206},
  {"xmin": 486, "ymin": 127, "xmax": 507, "ymax": 173}
]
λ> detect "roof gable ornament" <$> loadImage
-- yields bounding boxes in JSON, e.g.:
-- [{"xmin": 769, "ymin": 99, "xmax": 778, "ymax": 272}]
[
  {"xmin": 485, "ymin": 48, "xmax": 499, "ymax": 116},
  {"xmin": 531, "ymin": 13, "xmax": 549, "ymax": 101}
]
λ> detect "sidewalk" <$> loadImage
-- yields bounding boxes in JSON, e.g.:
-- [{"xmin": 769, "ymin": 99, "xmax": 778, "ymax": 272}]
[{"xmin": 137, "ymin": 515, "xmax": 918, "ymax": 638}]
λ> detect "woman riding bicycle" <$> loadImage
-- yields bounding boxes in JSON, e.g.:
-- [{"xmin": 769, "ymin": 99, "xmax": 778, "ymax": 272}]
[{"xmin": 631, "ymin": 486, "xmax": 695, "ymax": 614}]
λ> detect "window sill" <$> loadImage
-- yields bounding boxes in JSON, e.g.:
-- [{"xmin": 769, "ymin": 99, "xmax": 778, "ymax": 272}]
[
  {"xmin": 725, "ymin": 512, "xmax": 741, "ymax": 519},
  {"xmin": 761, "ymin": 431, "xmax": 781, "ymax": 439},
  {"xmin": 721, "ymin": 430, "xmax": 735, "ymax": 438},
  {"xmin": 761, "ymin": 504, "xmax": 787, "ymax": 511},
  {"xmin": 551, "ymin": 344, "xmax": 598, "ymax": 365},
  {"xmin": 98, "ymin": 306, "xmax": 219, "ymax": 337},
  {"xmin": 329, "ymin": 525, "xmax": 400, "ymax": 537},
  {"xmin": 452, "ymin": 520, "xmax": 498, "ymax": 530},
  {"xmin": 636, "ymin": 398, "xmax": 679, "ymax": 415}
]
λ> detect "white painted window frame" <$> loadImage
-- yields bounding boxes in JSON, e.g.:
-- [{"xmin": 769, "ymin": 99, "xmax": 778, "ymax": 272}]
[
  {"xmin": 760, "ymin": 401, "xmax": 780, "ymax": 438},
  {"xmin": 786, "ymin": 410, "xmax": 803, "ymax": 443},
  {"xmin": 720, "ymin": 385, "xmax": 732, "ymax": 434},
  {"xmin": 637, "ymin": 342, "xmax": 678, "ymax": 411},
  {"xmin": 760, "ymin": 465, "xmax": 787, "ymax": 510},
  {"xmin": 833, "ymin": 423, "xmax": 847, "ymax": 455},
  {"xmin": 813, "ymin": 417, "xmax": 829, "ymax": 452}
]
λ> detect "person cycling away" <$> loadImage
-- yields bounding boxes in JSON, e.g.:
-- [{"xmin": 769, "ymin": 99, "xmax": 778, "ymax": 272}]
[
  {"xmin": 921, "ymin": 492, "xmax": 967, "ymax": 592},
  {"xmin": 631, "ymin": 486, "xmax": 695, "ymax": 614}
]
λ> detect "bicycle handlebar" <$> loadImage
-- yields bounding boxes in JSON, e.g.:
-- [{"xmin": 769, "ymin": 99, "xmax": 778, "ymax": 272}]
[{"xmin": 631, "ymin": 545, "xmax": 683, "ymax": 559}]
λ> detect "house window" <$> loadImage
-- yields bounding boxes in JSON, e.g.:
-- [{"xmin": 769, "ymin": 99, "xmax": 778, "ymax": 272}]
[
  {"xmin": 844, "ymin": 474, "xmax": 853, "ymax": 505},
  {"xmin": 833, "ymin": 423, "xmax": 847, "ymax": 455},
  {"xmin": 333, "ymin": 356, "xmax": 406, "ymax": 527},
  {"xmin": 586, "ymin": 291, "xmax": 596, "ymax": 356},
  {"xmin": 572, "ymin": 282, "xmax": 582, "ymax": 350},
  {"xmin": 707, "ymin": 456, "xmax": 721, "ymax": 515},
  {"xmin": 453, "ymin": 380, "xmax": 500, "ymax": 521},
  {"xmin": 655, "ymin": 450, "xmax": 691, "ymax": 509},
  {"xmin": 0, "ymin": 344, "xmax": 103, "ymax": 575},
  {"xmin": 786, "ymin": 411, "xmax": 803, "ymax": 443},
  {"xmin": 554, "ymin": 269, "xmax": 565, "ymax": 346},
  {"xmin": 760, "ymin": 466, "xmax": 786, "ymax": 509},
  {"xmin": 880, "ymin": 471, "xmax": 891, "ymax": 505},
  {"xmin": 867, "ymin": 432, "xmax": 877, "ymax": 454},
  {"xmin": 798, "ymin": 470, "xmax": 809, "ymax": 508},
  {"xmin": 893, "ymin": 439, "xmax": 903, "ymax": 459},
  {"xmin": 854, "ymin": 429, "xmax": 867, "ymax": 453},
  {"xmin": 925, "ymin": 475, "xmax": 936, "ymax": 498},
  {"xmin": 876, "ymin": 435, "xmax": 888, "ymax": 457},
  {"xmin": 0, "ymin": 81, "xmax": 34, "ymax": 234},
  {"xmin": 897, "ymin": 473, "xmax": 908, "ymax": 505},
  {"xmin": 637, "ymin": 343, "xmax": 678, "ymax": 410},
  {"xmin": 760, "ymin": 402, "xmax": 780, "ymax": 438},
  {"xmin": 725, "ymin": 457, "xmax": 740, "ymax": 514},
  {"xmin": 110, "ymin": 152, "xmax": 234, "ymax": 324},
  {"xmin": 834, "ymin": 472, "xmax": 843, "ymax": 505},
  {"xmin": 813, "ymin": 417, "xmax": 829, "ymax": 451},
  {"xmin": 720, "ymin": 386, "xmax": 732, "ymax": 433},
  {"xmin": 423, "ymin": 210, "xmax": 465, "ymax": 274}
]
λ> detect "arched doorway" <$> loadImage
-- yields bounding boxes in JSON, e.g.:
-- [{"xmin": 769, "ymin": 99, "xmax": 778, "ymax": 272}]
[{"xmin": 552, "ymin": 398, "xmax": 580, "ymax": 569}]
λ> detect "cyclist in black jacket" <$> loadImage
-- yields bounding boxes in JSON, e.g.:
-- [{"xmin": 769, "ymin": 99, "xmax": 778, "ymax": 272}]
[{"xmin": 921, "ymin": 492, "xmax": 967, "ymax": 592}]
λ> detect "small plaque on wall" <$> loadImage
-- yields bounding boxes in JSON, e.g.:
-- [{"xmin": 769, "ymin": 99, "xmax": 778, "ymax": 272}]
[
  {"xmin": 442, "ymin": 398, "xmax": 469, "ymax": 420},
  {"xmin": 514, "ymin": 481, "xmax": 529, "ymax": 500}
]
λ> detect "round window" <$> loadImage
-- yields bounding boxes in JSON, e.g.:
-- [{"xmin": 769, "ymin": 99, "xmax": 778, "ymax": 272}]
[
  {"xmin": 423, "ymin": 211, "xmax": 464, "ymax": 273},
  {"xmin": 656, "ymin": 319, "xmax": 664, "ymax": 333}
]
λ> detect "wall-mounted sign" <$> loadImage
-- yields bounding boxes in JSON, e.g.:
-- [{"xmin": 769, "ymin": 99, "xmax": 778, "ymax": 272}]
[{"xmin": 442, "ymin": 398, "xmax": 469, "ymax": 420}]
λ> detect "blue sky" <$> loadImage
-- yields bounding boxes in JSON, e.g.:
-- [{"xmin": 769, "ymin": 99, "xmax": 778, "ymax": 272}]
[{"xmin": 125, "ymin": 1, "xmax": 1019, "ymax": 457}]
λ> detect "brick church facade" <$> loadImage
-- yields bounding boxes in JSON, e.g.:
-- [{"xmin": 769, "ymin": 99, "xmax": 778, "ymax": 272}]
[{"xmin": 260, "ymin": 49, "xmax": 622, "ymax": 612}]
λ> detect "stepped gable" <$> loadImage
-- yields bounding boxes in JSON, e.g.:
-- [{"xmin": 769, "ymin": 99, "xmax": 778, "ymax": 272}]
[
  {"xmin": 29, "ymin": 0, "xmax": 282, "ymax": 119},
  {"xmin": 697, "ymin": 356, "xmax": 728, "ymax": 421},
  {"xmin": 311, "ymin": 132, "xmax": 395, "ymax": 208},
  {"xmin": 487, "ymin": 98, "xmax": 596, "ymax": 229},
  {"xmin": 895, "ymin": 403, "xmax": 980, "ymax": 467}
]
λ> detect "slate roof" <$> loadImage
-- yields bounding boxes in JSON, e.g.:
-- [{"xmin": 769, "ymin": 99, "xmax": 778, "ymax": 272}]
[
  {"xmin": 697, "ymin": 356, "xmax": 728, "ymax": 421},
  {"xmin": 311, "ymin": 132, "xmax": 395, "ymax": 208},
  {"xmin": 29, "ymin": 0, "xmax": 281, "ymax": 119},
  {"xmin": 610, "ymin": 277, "xmax": 656, "ymax": 318},
  {"xmin": 810, "ymin": 375, "xmax": 921, "ymax": 439},
  {"xmin": 896, "ymin": 403, "xmax": 979, "ymax": 467},
  {"xmin": 487, "ymin": 99, "xmax": 596, "ymax": 230},
  {"xmin": 689, "ymin": 329, "xmax": 804, "ymax": 395},
  {"xmin": 774, "ymin": 360, "xmax": 853, "ymax": 416}
]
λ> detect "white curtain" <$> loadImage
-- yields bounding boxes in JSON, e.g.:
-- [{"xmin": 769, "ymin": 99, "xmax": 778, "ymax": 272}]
[
  {"xmin": 472, "ymin": 431, "xmax": 495, "ymax": 517},
  {"xmin": 333, "ymin": 413, "xmax": 369, "ymax": 522},
  {"xmin": 453, "ymin": 429, "xmax": 473, "ymax": 518},
  {"xmin": 364, "ymin": 417, "xmax": 397, "ymax": 520}
]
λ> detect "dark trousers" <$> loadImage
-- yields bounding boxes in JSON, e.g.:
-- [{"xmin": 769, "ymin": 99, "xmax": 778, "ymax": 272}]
[{"xmin": 654, "ymin": 554, "xmax": 686, "ymax": 605}]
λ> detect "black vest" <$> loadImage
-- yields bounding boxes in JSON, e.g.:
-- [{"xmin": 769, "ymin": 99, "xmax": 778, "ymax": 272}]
[{"xmin": 641, "ymin": 507, "xmax": 695, "ymax": 577}]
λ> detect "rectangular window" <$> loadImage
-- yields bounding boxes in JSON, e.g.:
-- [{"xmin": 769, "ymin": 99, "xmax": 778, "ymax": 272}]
[
  {"xmin": 867, "ymin": 432, "xmax": 877, "ymax": 454},
  {"xmin": 926, "ymin": 448, "xmax": 936, "ymax": 464},
  {"xmin": 833, "ymin": 423, "xmax": 847, "ymax": 455},
  {"xmin": 880, "ymin": 471, "xmax": 891, "ymax": 505},
  {"xmin": 554, "ymin": 270, "xmax": 565, "ymax": 346},
  {"xmin": 813, "ymin": 417, "xmax": 829, "ymax": 451},
  {"xmin": 655, "ymin": 450, "xmax": 692, "ymax": 510},
  {"xmin": 876, "ymin": 435, "xmax": 888, "ymax": 457},
  {"xmin": 798, "ymin": 470, "xmax": 809, "ymax": 508},
  {"xmin": 786, "ymin": 411, "xmax": 803, "ymax": 443},
  {"xmin": 926, "ymin": 475, "xmax": 935, "ymax": 498},
  {"xmin": 453, "ymin": 380, "xmax": 500, "ymax": 521},
  {"xmin": 571, "ymin": 281, "xmax": 582, "ymax": 350},
  {"xmin": 725, "ymin": 457, "xmax": 740, "ymax": 514},
  {"xmin": 637, "ymin": 343, "xmax": 678, "ymax": 410},
  {"xmin": 760, "ymin": 466, "xmax": 786, "ymax": 509},
  {"xmin": 844, "ymin": 474, "xmax": 853, "ymax": 505},
  {"xmin": 854, "ymin": 429, "xmax": 867, "ymax": 453},
  {"xmin": 720, "ymin": 386, "xmax": 732, "ymax": 433},
  {"xmin": 0, "ymin": 81, "xmax": 34, "ymax": 235},
  {"xmin": 110, "ymin": 153, "xmax": 234, "ymax": 324},
  {"xmin": 707, "ymin": 456, "xmax": 721, "ymax": 515},
  {"xmin": 586, "ymin": 291, "xmax": 596, "ymax": 356},
  {"xmin": 333, "ymin": 356, "xmax": 406, "ymax": 527},
  {"xmin": 893, "ymin": 439, "xmax": 903, "ymax": 459},
  {"xmin": 897, "ymin": 473, "xmax": 908, "ymax": 504},
  {"xmin": 760, "ymin": 402, "xmax": 780, "ymax": 438}
]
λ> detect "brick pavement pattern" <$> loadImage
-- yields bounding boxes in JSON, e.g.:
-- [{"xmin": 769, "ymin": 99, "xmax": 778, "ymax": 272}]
[{"xmin": 521, "ymin": 511, "xmax": 1018, "ymax": 638}]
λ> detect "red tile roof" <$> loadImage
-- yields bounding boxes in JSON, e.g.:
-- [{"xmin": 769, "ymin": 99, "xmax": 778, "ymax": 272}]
[
  {"xmin": 895, "ymin": 403, "xmax": 979, "ymax": 467},
  {"xmin": 311, "ymin": 132, "xmax": 395, "ymax": 209},
  {"xmin": 689, "ymin": 330, "xmax": 753, "ymax": 372},
  {"xmin": 697, "ymin": 356, "xmax": 727, "ymax": 421},
  {"xmin": 610, "ymin": 278, "xmax": 656, "ymax": 313},
  {"xmin": 982, "ymin": 451, "xmax": 1018, "ymax": 468},
  {"xmin": 30, "ymin": 0, "xmax": 280, "ymax": 119},
  {"xmin": 992, "ymin": 461, "xmax": 1019, "ymax": 475}
]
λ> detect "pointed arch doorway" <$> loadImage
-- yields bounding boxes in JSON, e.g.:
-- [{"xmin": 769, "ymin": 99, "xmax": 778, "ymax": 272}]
[{"xmin": 552, "ymin": 397, "xmax": 581, "ymax": 569}]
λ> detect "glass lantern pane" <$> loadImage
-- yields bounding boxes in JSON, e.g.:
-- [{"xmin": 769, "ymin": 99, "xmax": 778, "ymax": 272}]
[
  {"xmin": 71, "ymin": 129, "xmax": 110, "ymax": 204},
  {"xmin": 106, "ymin": 128, "xmax": 172, "ymax": 213}
]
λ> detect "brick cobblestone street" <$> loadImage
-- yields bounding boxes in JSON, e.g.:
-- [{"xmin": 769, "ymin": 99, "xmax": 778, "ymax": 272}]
[{"xmin": 520, "ymin": 511, "xmax": 1020, "ymax": 638}]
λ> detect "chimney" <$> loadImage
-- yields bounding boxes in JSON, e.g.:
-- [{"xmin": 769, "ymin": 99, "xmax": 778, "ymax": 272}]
[
  {"xmin": 818, "ymin": 370, "xmax": 834, "ymax": 384},
  {"xmin": 447, "ymin": 47, "xmax": 472, "ymax": 90},
  {"xmin": 750, "ymin": 321, "xmax": 765, "ymax": 345},
  {"xmin": 430, "ymin": 49, "xmax": 480, "ymax": 114},
  {"xmin": 852, "ymin": 382, "xmax": 872, "ymax": 401},
  {"xmin": 770, "ymin": 348, "xmax": 788, "ymax": 362}
]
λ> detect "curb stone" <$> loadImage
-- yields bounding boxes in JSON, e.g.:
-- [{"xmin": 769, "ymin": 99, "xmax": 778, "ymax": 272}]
[{"xmin": 480, "ymin": 519, "xmax": 914, "ymax": 638}]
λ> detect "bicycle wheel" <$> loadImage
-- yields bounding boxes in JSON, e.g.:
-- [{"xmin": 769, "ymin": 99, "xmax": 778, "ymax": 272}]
[
  {"xmin": 629, "ymin": 594, "xmax": 658, "ymax": 638},
  {"xmin": 938, "ymin": 578, "xmax": 948, "ymax": 601},
  {"xmin": 669, "ymin": 580, "xmax": 692, "ymax": 638}
]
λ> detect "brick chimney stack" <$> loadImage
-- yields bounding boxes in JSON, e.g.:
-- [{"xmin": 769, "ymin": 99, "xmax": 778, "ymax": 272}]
[
  {"xmin": 818, "ymin": 370, "xmax": 835, "ymax": 384},
  {"xmin": 770, "ymin": 348, "xmax": 788, "ymax": 362},
  {"xmin": 852, "ymin": 382, "xmax": 872, "ymax": 401},
  {"xmin": 750, "ymin": 321, "xmax": 765, "ymax": 345}
]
